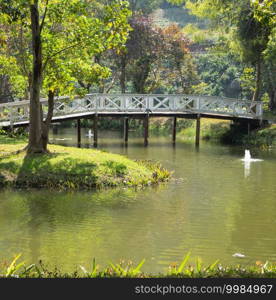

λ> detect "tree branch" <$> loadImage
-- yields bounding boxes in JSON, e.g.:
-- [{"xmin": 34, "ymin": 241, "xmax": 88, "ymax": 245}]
[
  {"xmin": 40, "ymin": 0, "xmax": 49, "ymax": 33},
  {"xmin": 42, "ymin": 42, "xmax": 82, "ymax": 71},
  {"xmin": 16, "ymin": 22, "xmax": 29, "ymax": 78}
]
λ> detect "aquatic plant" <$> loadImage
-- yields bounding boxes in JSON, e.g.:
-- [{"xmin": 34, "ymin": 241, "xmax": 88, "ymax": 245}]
[{"xmin": 1, "ymin": 254, "xmax": 275, "ymax": 278}]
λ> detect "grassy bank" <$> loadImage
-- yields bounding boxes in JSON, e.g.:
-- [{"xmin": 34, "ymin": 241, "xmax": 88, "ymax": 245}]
[
  {"xmin": 1, "ymin": 254, "xmax": 275, "ymax": 278},
  {"xmin": 178, "ymin": 119, "xmax": 276, "ymax": 147},
  {"xmin": 178, "ymin": 119, "xmax": 231, "ymax": 142},
  {"xmin": 0, "ymin": 135, "xmax": 170, "ymax": 189},
  {"xmin": 223, "ymin": 124, "xmax": 276, "ymax": 147}
]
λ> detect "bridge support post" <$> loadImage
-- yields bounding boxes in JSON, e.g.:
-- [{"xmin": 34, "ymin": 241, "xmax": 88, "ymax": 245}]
[
  {"xmin": 124, "ymin": 117, "xmax": 129, "ymax": 145},
  {"xmin": 247, "ymin": 122, "xmax": 251, "ymax": 136},
  {"xmin": 77, "ymin": 119, "xmax": 81, "ymax": 148},
  {"xmin": 172, "ymin": 117, "xmax": 177, "ymax": 145},
  {"xmin": 93, "ymin": 114, "xmax": 98, "ymax": 148},
  {"xmin": 195, "ymin": 114, "xmax": 201, "ymax": 147},
  {"xmin": 144, "ymin": 114, "xmax": 149, "ymax": 147},
  {"xmin": 53, "ymin": 125, "xmax": 58, "ymax": 134}
]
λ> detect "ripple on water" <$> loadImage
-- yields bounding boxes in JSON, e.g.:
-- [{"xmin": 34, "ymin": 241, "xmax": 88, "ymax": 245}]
[{"xmin": 0, "ymin": 132, "xmax": 276, "ymax": 273}]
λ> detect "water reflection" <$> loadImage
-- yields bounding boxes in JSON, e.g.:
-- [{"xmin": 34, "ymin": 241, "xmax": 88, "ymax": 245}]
[
  {"xmin": 0, "ymin": 129, "xmax": 275, "ymax": 273},
  {"xmin": 244, "ymin": 161, "xmax": 251, "ymax": 178}
]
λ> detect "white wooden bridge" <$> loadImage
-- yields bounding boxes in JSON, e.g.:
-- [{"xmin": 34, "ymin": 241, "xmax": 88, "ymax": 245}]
[
  {"xmin": 0, "ymin": 93, "xmax": 262, "ymax": 125},
  {"xmin": 0, "ymin": 93, "xmax": 263, "ymax": 146}
]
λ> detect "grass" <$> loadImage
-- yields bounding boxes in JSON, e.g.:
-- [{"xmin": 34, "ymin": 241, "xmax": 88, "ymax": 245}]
[
  {"xmin": 1, "ymin": 253, "xmax": 275, "ymax": 278},
  {"xmin": 178, "ymin": 119, "xmax": 276, "ymax": 147},
  {"xmin": 0, "ymin": 135, "xmax": 171, "ymax": 189},
  {"xmin": 178, "ymin": 119, "xmax": 231, "ymax": 142}
]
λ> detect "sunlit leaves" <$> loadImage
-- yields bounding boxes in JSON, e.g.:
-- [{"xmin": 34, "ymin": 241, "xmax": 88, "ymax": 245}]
[
  {"xmin": 251, "ymin": 0, "xmax": 276, "ymax": 26},
  {"xmin": 0, "ymin": 0, "xmax": 131, "ymax": 99}
]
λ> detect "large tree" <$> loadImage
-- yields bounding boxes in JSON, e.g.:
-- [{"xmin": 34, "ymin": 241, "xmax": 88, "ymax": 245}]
[
  {"xmin": 0, "ymin": 0, "xmax": 131, "ymax": 153},
  {"xmin": 168, "ymin": 0, "xmax": 274, "ymax": 103},
  {"xmin": 94, "ymin": 15, "xmax": 197, "ymax": 94},
  {"xmin": 252, "ymin": 0, "xmax": 276, "ymax": 109}
]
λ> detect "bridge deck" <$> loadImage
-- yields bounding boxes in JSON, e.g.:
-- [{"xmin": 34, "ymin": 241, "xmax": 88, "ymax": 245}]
[{"xmin": 0, "ymin": 94, "xmax": 263, "ymax": 127}]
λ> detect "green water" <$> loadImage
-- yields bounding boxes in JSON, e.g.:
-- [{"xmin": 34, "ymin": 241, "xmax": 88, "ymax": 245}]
[{"xmin": 0, "ymin": 127, "xmax": 275, "ymax": 273}]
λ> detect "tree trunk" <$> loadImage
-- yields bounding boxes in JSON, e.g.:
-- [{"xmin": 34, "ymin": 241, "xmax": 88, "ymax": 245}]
[
  {"xmin": 27, "ymin": 2, "xmax": 44, "ymax": 153},
  {"xmin": 252, "ymin": 58, "xmax": 262, "ymax": 102},
  {"xmin": 120, "ymin": 55, "xmax": 126, "ymax": 94},
  {"xmin": 267, "ymin": 67, "xmax": 276, "ymax": 111},
  {"xmin": 41, "ymin": 90, "xmax": 55, "ymax": 151},
  {"xmin": 133, "ymin": 58, "xmax": 150, "ymax": 94},
  {"xmin": 269, "ymin": 89, "xmax": 276, "ymax": 111}
]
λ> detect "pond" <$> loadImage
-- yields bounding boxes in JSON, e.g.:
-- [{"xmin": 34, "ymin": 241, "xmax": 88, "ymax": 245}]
[{"xmin": 0, "ymin": 127, "xmax": 275, "ymax": 273}]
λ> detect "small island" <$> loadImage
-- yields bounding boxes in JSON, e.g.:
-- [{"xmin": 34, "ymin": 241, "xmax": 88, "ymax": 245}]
[{"xmin": 0, "ymin": 135, "xmax": 170, "ymax": 189}]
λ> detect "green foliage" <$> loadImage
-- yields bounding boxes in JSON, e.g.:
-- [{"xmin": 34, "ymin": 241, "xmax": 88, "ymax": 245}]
[
  {"xmin": 240, "ymin": 67, "xmax": 255, "ymax": 99},
  {"xmin": 195, "ymin": 52, "xmax": 242, "ymax": 98},
  {"xmin": 183, "ymin": 24, "xmax": 210, "ymax": 42},
  {"xmin": 264, "ymin": 28, "xmax": 276, "ymax": 63},
  {"xmin": 0, "ymin": 0, "xmax": 131, "ymax": 99},
  {"xmin": 103, "ymin": 160, "xmax": 127, "ymax": 176},
  {"xmin": 136, "ymin": 159, "xmax": 172, "ymax": 183},
  {"xmin": 168, "ymin": 252, "xmax": 191, "ymax": 276},
  {"xmin": 202, "ymin": 121, "xmax": 276, "ymax": 147},
  {"xmin": 236, "ymin": 5, "xmax": 270, "ymax": 64},
  {"xmin": 251, "ymin": 0, "xmax": 276, "ymax": 26},
  {"xmin": 4, "ymin": 254, "xmax": 25, "ymax": 277},
  {"xmin": 146, "ymin": 118, "xmax": 193, "ymax": 135},
  {"xmin": 261, "ymin": 93, "xmax": 270, "ymax": 112},
  {"xmin": 152, "ymin": 5, "xmax": 207, "ymax": 29},
  {"xmin": 108, "ymin": 259, "xmax": 145, "ymax": 277},
  {"xmin": 178, "ymin": 119, "xmax": 231, "ymax": 141},
  {"xmin": 178, "ymin": 118, "xmax": 276, "ymax": 147},
  {"xmin": 127, "ymin": 0, "xmax": 164, "ymax": 15},
  {"xmin": 1, "ymin": 253, "xmax": 276, "ymax": 278},
  {"xmin": 241, "ymin": 125, "xmax": 276, "ymax": 147},
  {"xmin": 191, "ymin": 82, "xmax": 210, "ymax": 95},
  {"xmin": 0, "ymin": 55, "xmax": 28, "ymax": 98}
]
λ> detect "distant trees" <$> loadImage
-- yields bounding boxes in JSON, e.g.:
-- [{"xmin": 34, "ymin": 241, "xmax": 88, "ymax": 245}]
[
  {"xmin": 127, "ymin": 0, "xmax": 164, "ymax": 15},
  {"xmin": 170, "ymin": 0, "xmax": 275, "ymax": 109},
  {"xmin": 126, "ymin": 15, "xmax": 165, "ymax": 93},
  {"xmin": 162, "ymin": 24, "xmax": 197, "ymax": 93},
  {"xmin": 96, "ymin": 15, "xmax": 197, "ymax": 94}
]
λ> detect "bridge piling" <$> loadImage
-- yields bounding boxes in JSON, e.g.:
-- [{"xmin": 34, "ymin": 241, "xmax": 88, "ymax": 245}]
[
  {"xmin": 144, "ymin": 114, "xmax": 149, "ymax": 147},
  {"xmin": 195, "ymin": 115, "xmax": 201, "ymax": 147},
  {"xmin": 53, "ymin": 125, "xmax": 58, "ymax": 134},
  {"xmin": 123, "ymin": 117, "xmax": 129, "ymax": 145},
  {"xmin": 93, "ymin": 114, "xmax": 98, "ymax": 148},
  {"xmin": 172, "ymin": 117, "xmax": 177, "ymax": 145},
  {"xmin": 77, "ymin": 119, "xmax": 81, "ymax": 148}
]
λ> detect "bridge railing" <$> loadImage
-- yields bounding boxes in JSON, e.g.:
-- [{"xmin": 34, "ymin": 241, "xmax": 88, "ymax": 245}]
[
  {"xmin": 72, "ymin": 94, "xmax": 262, "ymax": 118},
  {"xmin": 0, "ymin": 94, "xmax": 263, "ymax": 125}
]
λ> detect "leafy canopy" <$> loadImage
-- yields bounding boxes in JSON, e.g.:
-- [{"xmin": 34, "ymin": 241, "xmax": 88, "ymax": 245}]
[{"xmin": 0, "ymin": 0, "xmax": 131, "ymax": 98}]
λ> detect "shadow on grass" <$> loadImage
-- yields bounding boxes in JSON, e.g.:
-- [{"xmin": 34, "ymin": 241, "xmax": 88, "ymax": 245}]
[
  {"xmin": 0, "ymin": 151, "xmax": 99, "ymax": 188},
  {"xmin": 14, "ymin": 153, "xmax": 97, "ymax": 189}
]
